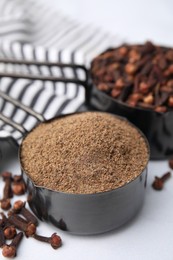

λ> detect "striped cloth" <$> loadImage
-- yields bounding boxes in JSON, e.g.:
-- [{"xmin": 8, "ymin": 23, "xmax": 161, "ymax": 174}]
[{"xmin": 0, "ymin": 0, "xmax": 122, "ymax": 141}]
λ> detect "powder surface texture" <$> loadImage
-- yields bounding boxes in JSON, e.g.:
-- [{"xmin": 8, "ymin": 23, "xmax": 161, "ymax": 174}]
[{"xmin": 20, "ymin": 112, "xmax": 149, "ymax": 194}]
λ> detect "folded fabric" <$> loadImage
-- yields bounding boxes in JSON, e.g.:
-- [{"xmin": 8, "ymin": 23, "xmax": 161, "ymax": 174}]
[{"xmin": 0, "ymin": 0, "xmax": 122, "ymax": 141}]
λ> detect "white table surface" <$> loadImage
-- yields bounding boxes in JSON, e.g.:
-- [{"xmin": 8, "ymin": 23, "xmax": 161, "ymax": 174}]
[{"xmin": 1, "ymin": 0, "xmax": 173, "ymax": 259}]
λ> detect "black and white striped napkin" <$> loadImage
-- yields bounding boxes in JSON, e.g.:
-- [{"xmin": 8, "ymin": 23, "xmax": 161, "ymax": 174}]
[{"xmin": 0, "ymin": 0, "xmax": 122, "ymax": 141}]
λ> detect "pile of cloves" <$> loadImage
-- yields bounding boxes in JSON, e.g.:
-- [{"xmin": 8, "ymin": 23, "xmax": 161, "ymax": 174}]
[
  {"xmin": 0, "ymin": 171, "xmax": 62, "ymax": 258},
  {"xmin": 91, "ymin": 41, "xmax": 173, "ymax": 112}
]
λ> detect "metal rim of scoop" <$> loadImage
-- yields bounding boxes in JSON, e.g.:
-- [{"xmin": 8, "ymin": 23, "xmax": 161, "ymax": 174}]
[{"xmin": 19, "ymin": 111, "xmax": 150, "ymax": 194}]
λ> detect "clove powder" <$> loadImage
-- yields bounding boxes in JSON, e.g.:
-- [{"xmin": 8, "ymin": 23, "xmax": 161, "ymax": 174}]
[{"xmin": 20, "ymin": 112, "xmax": 149, "ymax": 194}]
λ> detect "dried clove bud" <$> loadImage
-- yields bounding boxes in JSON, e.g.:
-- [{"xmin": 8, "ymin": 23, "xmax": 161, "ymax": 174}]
[
  {"xmin": 4, "ymin": 226, "xmax": 17, "ymax": 240},
  {"xmin": 2, "ymin": 232, "xmax": 23, "ymax": 258},
  {"xmin": 115, "ymin": 78, "xmax": 125, "ymax": 88},
  {"xmin": 118, "ymin": 46, "xmax": 128, "ymax": 56},
  {"xmin": 33, "ymin": 233, "xmax": 62, "ymax": 249},
  {"xmin": 152, "ymin": 171, "xmax": 171, "ymax": 190},
  {"xmin": 0, "ymin": 172, "xmax": 13, "ymax": 210},
  {"xmin": 0, "ymin": 199, "xmax": 11, "ymax": 211},
  {"xmin": 143, "ymin": 94, "xmax": 154, "ymax": 104},
  {"xmin": 8, "ymin": 214, "xmax": 36, "ymax": 237},
  {"xmin": 12, "ymin": 174, "xmax": 26, "ymax": 196},
  {"xmin": 12, "ymin": 200, "xmax": 38, "ymax": 226},
  {"xmin": 111, "ymin": 89, "xmax": 121, "ymax": 98},
  {"xmin": 139, "ymin": 82, "xmax": 150, "ymax": 94},
  {"xmin": 2, "ymin": 172, "xmax": 13, "ymax": 198},
  {"xmin": 125, "ymin": 63, "xmax": 137, "ymax": 75}
]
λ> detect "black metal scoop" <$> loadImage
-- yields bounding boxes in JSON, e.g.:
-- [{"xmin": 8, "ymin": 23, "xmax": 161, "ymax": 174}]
[{"xmin": 0, "ymin": 90, "xmax": 149, "ymax": 235}]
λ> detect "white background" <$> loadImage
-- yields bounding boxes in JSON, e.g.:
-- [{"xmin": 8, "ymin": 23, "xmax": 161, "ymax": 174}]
[
  {"xmin": 1, "ymin": 0, "xmax": 173, "ymax": 259},
  {"xmin": 40, "ymin": 0, "xmax": 173, "ymax": 46}
]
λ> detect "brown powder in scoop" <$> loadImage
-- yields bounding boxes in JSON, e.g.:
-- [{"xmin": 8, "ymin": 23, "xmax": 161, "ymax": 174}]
[{"xmin": 20, "ymin": 112, "xmax": 149, "ymax": 194}]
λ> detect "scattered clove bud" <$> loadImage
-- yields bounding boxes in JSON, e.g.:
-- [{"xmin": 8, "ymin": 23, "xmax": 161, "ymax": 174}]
[
  {"xmin": 12, "ymin": 200, "xmax": 38, "ymax": 226},
  {"xmin": 8, "ymin": 214, "xmax": 36, "ymax": 237},
  {"xmin": 2, "ymin": 232, "xmax": 23, "ymax": 258},
  {"xmin": 0, "ymin": 199, "xmax": 11, "ymax": 211},
  {"xmin": 4, "ymin": 226, "xmax": 17, "ymax": 240},
  {"xmin": 0, "ymin": 213, "xmax": 17, "ymax": 240},
  {"xmin": 33, "ymin": 232, "xmax": 62, "ymax": 249},
  {"xmin": 1, "ymin": 172, "xmax": 13, "ymax": 199},
  {"xmin": 12, "ymin": 175, "xmax": 26, "ymax": 196},
  {"xmin": 0, "ymin": 172, "xmax": 13, "ymax": 210},
  {"xmin": 152, "ymin": 171, "xmax": 171, "ymax": 190}
]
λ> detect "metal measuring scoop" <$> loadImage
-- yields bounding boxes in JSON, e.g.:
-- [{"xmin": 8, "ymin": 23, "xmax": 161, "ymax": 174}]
[{"xmin": 0, "ymin": 90, "xmax": 149, "ymax": 235}]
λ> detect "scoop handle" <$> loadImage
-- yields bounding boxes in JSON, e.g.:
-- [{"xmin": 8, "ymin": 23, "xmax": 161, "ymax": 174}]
[
  {"xmin": 0, "ymin": 91, "xmax": 44, "ymax": 122},
  {"xmin": 0, "ymin": 113, "xmax": 27, "ymax": 134},
  {"xmin": 0, "ymin": 90, "xmax": 44, "ymax": 135}
]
